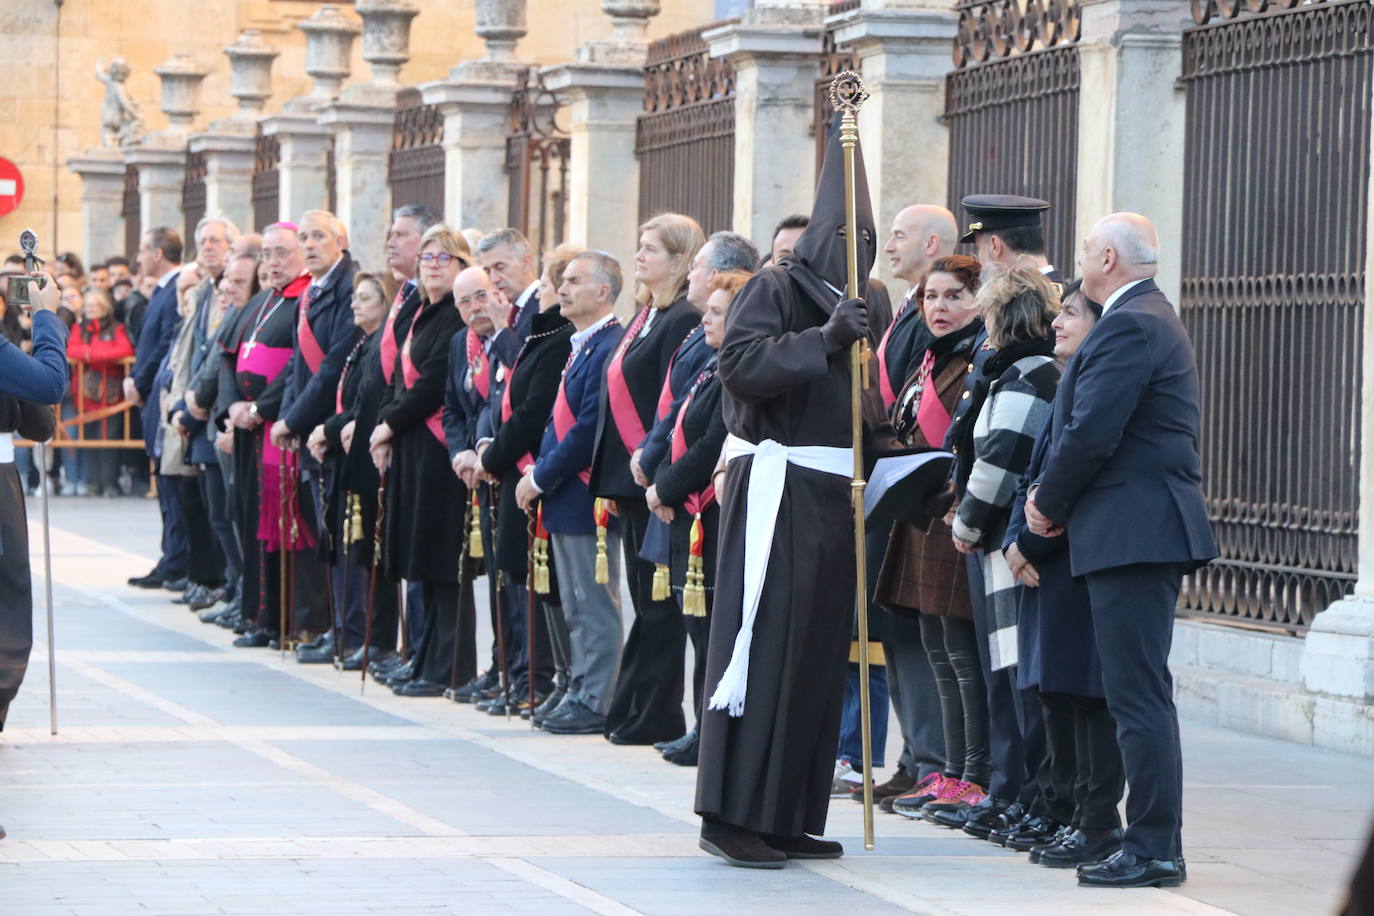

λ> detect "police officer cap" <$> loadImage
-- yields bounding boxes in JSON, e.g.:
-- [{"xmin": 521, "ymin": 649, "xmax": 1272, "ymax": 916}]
[{"xmin": 959, "ymin": 195, "xmax": 1051, "ymax": 244}]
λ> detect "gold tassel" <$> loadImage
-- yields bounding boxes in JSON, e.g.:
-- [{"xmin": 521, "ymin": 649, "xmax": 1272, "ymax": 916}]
[
  {"xmin": 594, "ymin": 498, "xmax": 610, "ymax": 584},
  {"xmin": 347, "ymin": 494, "xmax": 363, "ymax": 544},
  {"xmin": 533, "ymin": 537, "xmax": 550, "ymax": 595},
  {"xmin": 651, "ymin": 563, "xmax": 670, "ymax": 601},
  {"xmin": 468, "ymin": 491, "xmax": 484, "ymax": 559},
  {"xmin": 683, "ymin": 514, "xmax": 707, "ymax": 617}
]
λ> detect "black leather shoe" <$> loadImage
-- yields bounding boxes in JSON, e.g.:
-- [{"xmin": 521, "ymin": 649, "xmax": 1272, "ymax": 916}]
[
  {"xmin": 452, "ymin": 670, "xmax": 499, "ymax": 703},
  {"xmin": 1029, "ymin": 824, "xmax": 1074, "ymax": 863},
  {"xmin": 233, "ymin": 628, "xmax": 272, "ymax": 648},
  {"xmin": 1039, "ymin": 827, "xmax": 1123, "ymax": 868},
  {"xmin": 163, "ymin": 577, "xmax": 188, "ymax": 592},
  {"xmin": 128, "ymin": 569, "xmax": 165, "ymax": 589},
  {"xmin": 532, "ymin": 688, "xmax": 566, "ymax": 721},
  {"xmin": 1077, "ymin": 850, "xmax": 1183, "ymax": 888},
  {"xmin": 961, "ymin": 797, "xmax": 1017, "ymax": 840},
  {"xmin": 368, "ymin": 654, "xmax": 409, "ymax": 680},
  {"xmin": 172, "ymin": 584, "xmax": 206, "ymax": 606},
  {"xmin": 664, "ymin": 733, "xmax": 699, "ymax": 767},
  {"xmin": 339, "ymin": 647, "xmax": 391, "ymax": 672},
  {"xmin": 760, "ymin": 833, "xmax": 843, "ymax": 859},
  {"xmin": 295, "ymin": 644, "xmax": 337, "ymax": 664},
  {"xmin": 297, "ymin": 632, "xmax": 329, "ymax": 652},
  {"xmin": 699, "ymin": 829, "xmax": 786, "ymax": 869},
  {"xmin": 659, "ymin": 727, "xmax": 698, "ymax": 758},
  {"xmin": 378, "ymin": 660, "xmax": 416, "ymax": 687},
  {"xmin": 541, "ymin": 700, "xmax": 607, "ymax": 735},
  {"xmin": 534, "ymin": 695, "xmax": 578, "ymax": 729},
  {"xmin": 189, "ymin": 587, "xmax": 224, "ymax": 612},
  {"xmin": 394, "ymin": 678, "xmax": 446, "ymax": 698},
  {"xmin": 988, "ymin": 808, "xmax": 1036, "ymax": 847},
  {"xmin": 1006, "ymin": 816, "xmax": 1064, "ymax": 852}
]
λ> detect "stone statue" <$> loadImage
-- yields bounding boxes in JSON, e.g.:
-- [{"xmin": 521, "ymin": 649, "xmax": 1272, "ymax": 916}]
[{"xmin": 96, "ymin": 58, "xmax": 144, "ymax": 147}]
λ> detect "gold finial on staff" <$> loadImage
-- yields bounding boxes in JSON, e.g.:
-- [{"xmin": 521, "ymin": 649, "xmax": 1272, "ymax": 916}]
[{"xmin": 829, "ymin": 68, "xmax": 876, "ymax": 853}]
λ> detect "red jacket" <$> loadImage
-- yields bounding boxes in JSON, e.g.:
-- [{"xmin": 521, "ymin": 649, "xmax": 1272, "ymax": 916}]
[{"xmin": 68, "ymin": 319, "xmax": 134, "ymax": 409}]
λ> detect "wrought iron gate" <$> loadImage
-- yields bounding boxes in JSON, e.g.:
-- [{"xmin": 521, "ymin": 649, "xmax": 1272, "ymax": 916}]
[
  {"xmin": 389, "ymin": 88, "xmax": 445, "ymax": 215},
  {"xmin": 815, "ymin": 0, "xmax": 861, "ymax": 180},
  {"xmin": 122, "ymin": 164, "xmax": 140, "ymax": 260},
  {"xmin": 943, "ymin": 0, "xmax": 1081, "ymax": 272},
  {"xmin": 635, "ymin": 21, "xmax": 738, "ymax": 234},
  {"xmin": 506, "ymin": 68, "xmax": 570, "ymax": 253},
  {"xmin": 252, "ymin": 128, "xmax": 280, "ymax": 231},
  {"xmin": 1178, "ymin": 0, "xmax": 1371, "ymax": 632},
  {"xmin": 181, "ymin": 149, "xmax": 206, "ymax": 259}
]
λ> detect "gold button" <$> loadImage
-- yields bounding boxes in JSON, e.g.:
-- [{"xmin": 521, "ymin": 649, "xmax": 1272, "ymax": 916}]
[{"xmin": 961, "ymin": 391, "xmax": 970, "ymax": 399}]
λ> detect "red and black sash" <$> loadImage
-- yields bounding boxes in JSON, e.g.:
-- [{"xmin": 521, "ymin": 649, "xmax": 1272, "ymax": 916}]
[
  {"xmin": 668, "ymin": 366, "xmax": 718, "ymax": 517},
  {"xmin": 604, "ymin": 305, "xmax": 654, "ymax": 455}
]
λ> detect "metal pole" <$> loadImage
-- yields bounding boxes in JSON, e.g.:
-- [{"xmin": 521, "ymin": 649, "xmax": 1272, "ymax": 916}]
[
  {"xmin": 831, "ymin": 70, "xmax": 874, "ymax": 851},
  {"xmin": 35, "ymin": 441, "xmax": 57, "ymax": 735}
]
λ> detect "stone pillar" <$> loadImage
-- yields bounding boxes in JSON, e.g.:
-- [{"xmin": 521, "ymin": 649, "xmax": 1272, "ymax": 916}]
[
  {"xmin": 124, "ymin": 147, "xmax": 186, "ymax": 237},
  {"xmin": 1299, "ymin": 102, "xmax": 1374, "ymax": 707},
  {"xmin": 320, "ymin": 0, "xmax": 418, "ymax": 267},
  {"xmin": 1073, "ymin": 0, "xmax": 1190, "ymax": 303},
  {"xmin": 421, "ymin": 0, "xmax": 530, "ymax": 230},
  {"xmin": 829, "ymin": 1, "xmax": 957, "ymax": 264},
  {"xmin": 705, "ymin": 6, "xmax": 825, "ymax": 244},
  {"xmin": 190, "ymin": 30, "xmax": 280, "ymax": 234},
  {"xmin": 66, "ymin": 153, "xmax": 127, "ymax": 266},
  {"xmin": 261, "ymin": 4, "xmax": 360, "ymax": 225},
  {"xmin": 190, "ymin": 135, "xmax": 256, "ymax": 235},
  {"xmin": 539, "ymin": 1, "xmax": 659, "ymax": 281},
  {"xmin": 540, "ymin": 66, "xmax": 645, "ymax": 291}
]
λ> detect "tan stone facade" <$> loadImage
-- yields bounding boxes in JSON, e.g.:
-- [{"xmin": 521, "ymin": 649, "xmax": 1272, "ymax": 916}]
[{"xmin": 1, "ymin": 0, "xmax": 713, "ymax": 262}]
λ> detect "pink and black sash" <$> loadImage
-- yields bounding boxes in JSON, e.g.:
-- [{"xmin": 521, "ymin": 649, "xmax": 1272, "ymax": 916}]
[
  {"xmin": 295, "ymin": 282, "xmax": 326, "ymax": 374},
  {"xmin": 499, "ymin": 350, "xmax": 534, "ymax": 473},
  {"xmin": 551, "ymin": 318, "xmax": 621, "ymax": 485},
  {"xmin": 876, "ymin": 294, "xmax": 912, "ymax": 410},
  {"xmin": 669, "ymin": 367, "xmax": 718, "ymax": 517},
  {"xmin": 380, "ymin": 285, "xmax": 406, "ymax": 385},
  {"xmin": 604, "ymin": 305, "xmax": 653, "ymax": 455},
  {"xmin": 466, "ymin": 328, "xmax": 490, "ymax": 399},
  {"xmin": 400, "ymin": 310, "xmax": 446, "ymax": 447}
]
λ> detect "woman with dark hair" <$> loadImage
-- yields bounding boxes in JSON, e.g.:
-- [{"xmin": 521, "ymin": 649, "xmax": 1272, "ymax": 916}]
[
  {"xmin": 933, "ymin": 265, "xmax": 1062, "ymax": 830},
  {"xmin": 590, "ymin": 212, "xmax": 705, "ymax": 746},
  {"xmin": 873, "ymin": 255, "xmax": 991, "ymax": 821},
  {"xmin": 67, "ymin": 287, "xmax": 134, "ymax": 495}
]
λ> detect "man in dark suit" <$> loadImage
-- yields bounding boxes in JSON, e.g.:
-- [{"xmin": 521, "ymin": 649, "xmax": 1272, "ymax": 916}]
[
  {"xmin": 475, "ymin": 228, "xmax": 540, "ymax": 366},
  {"xmin": 1027, "ymin": 212, "xmax": 1217, "ymax": 888},
  {"xmin": 124, "ymin": 227, "xmax": 186, "ymax": 590}
]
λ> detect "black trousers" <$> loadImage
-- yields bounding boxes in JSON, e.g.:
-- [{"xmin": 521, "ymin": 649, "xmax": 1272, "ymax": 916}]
[
  {"xmin": 966, "ymin": 552, "xmax": 1045, "ymax": 803},
  {"xmin": 499, "ymin": 578, "xmax": 554, "ymax": 697},
  {"xmin": 199, "ymin": 462, "xmax": 241, "ymax": 594},
  {"xmin": 411, "ymin": 579, "xmax": 476, "ymax": 688},
  {"xmin": 177, "ymin": 474, "xmax": 223, "ymax": 588},
  {"xmin": 1085, "ymin": 562, "xmax": 1186, "ymax": 860},
  {"xmin": 1046, "ymin": 692, "xmax": 1125, "ymax": 831},
  {"xmin": 883, "ymin": 614, "xmax": 947, "ymax": 782},
  {"xmin": 0, "ymin": 464, "xmax": 31, "ymax": 730},
  {"xmin": 919, "ymin": 613, "xmax": 990, "ymax": 786},
  {"xmin": 605, "ymin": 501, "xmax": 686, "ymax": 744}
]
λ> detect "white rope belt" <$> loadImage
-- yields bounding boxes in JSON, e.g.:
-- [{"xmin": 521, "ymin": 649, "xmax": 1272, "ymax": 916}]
[
  {"xmin": 0, "ymin": 433, "xmax": 14, "ymax": 464},
  {"xmin": 708, "ymin": 434, "xmax": 853, "ymax": 717}
]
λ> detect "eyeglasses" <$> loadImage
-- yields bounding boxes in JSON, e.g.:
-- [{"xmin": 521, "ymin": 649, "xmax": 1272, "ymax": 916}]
[{"xmin": 421, "ymin": 253, "xmax": 457, "ymax": 266}]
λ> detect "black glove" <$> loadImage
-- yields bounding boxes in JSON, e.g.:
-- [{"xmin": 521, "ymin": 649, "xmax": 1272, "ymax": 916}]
[{"xmin": 820, "ymin": 297, "xmax": 868, "ymax": 354}]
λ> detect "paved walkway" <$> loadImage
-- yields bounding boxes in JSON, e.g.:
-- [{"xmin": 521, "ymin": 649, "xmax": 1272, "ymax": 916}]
[{"xmin": 1, "ymin": 497, "xmax": 1370, "ymax": 915}]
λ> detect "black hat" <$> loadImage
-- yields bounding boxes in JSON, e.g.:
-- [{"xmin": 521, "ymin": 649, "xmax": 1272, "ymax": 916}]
[{"xmin": 958, "ymin": 194, "xmax": 1050, "ymax": 244}]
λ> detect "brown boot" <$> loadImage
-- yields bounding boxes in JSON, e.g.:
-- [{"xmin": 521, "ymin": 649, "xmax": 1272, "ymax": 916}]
[{"xmin": 699, "ymin": 826, "xmax": 787, "ymax": 869}]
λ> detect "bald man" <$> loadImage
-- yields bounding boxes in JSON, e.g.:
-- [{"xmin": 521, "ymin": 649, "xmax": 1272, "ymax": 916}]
[
  {"xmin": 1026, "ymin": 212, "xmax": 1215, "ymax": 888},
  {"xmin": 878, "ymin": 205, "xmax": 959, "ymax": 408}
]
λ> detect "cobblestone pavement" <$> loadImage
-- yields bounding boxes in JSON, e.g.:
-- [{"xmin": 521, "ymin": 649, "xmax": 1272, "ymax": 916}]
[{"xmin": 2, "ymin": 498, "xmax": 1370, "ymax": 915}]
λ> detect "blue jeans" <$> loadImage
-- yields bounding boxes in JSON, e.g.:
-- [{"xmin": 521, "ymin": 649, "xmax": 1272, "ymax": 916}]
[{"xmin": 838, "ymin": 660, "xmax": 889, "ymax": 769}]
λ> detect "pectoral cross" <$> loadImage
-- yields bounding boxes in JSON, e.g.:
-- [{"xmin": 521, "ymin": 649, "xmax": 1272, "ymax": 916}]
[{"xmin": 242, "ymin": 339, "xmax": 257, "ymax": 358}]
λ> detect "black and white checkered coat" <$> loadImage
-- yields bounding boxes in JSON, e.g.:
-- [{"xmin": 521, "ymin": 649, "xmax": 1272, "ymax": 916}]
[{"xmin": 954, "ymin": 354, "xmax": 1061, "ymax": 670}]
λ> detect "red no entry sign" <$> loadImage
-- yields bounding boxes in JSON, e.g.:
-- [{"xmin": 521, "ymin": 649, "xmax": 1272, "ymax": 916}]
[{"xmin": 0, "ymin": 158, "xmax": 24, "ymax": 218}]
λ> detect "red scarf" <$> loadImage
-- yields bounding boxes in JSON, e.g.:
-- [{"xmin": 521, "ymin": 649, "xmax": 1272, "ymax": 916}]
[{"xmin": 466, "ymin": 328, "xmax": 490, "ymax": 399}]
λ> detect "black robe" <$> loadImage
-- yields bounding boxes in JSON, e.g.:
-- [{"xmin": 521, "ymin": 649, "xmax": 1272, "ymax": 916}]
[
  {"xmin": 694, "ymin": 265, "xmax": 860, "ymax": 838},
  {"xmin": 380, "ymin": 294, "xmax": 465, "ymax": 583}
]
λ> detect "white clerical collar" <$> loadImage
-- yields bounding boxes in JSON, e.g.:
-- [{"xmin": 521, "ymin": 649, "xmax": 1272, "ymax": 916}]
[
  {"xmin": 1101, "ymin": 277, "xmax": 1148, "ymax": 315},
  {"xmin": 157, "ymin": 266, "xmax": 181, "ymax": 288},
  {"xmin": 516, "ymin": 280, "xmax": 539, "ymax": 311},
  {"xmin": 571, "ymin": 312, "xmax": 615, "ymax": 354}
]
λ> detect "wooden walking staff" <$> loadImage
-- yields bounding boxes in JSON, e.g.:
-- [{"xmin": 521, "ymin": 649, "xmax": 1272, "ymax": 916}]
[{"xmin": 831, "ymin": 69, "xmax": 876, "ymax": 851}]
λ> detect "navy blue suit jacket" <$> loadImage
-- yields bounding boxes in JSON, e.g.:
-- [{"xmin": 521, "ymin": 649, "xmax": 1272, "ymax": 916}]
[
  {"xmin": 443, "ymin": 330, "xmax": 490, "ymax": 462},
  {"xmin": 132, "ymin": 270, "xmax": 183, "ymax": 456},
  {"xmin": 532, "ymin": 319, "xmax": 622, "ymax": 535},
  {"xmin": 1034, "ymin": 279, "xmax": 1217, "ymax": 577}
]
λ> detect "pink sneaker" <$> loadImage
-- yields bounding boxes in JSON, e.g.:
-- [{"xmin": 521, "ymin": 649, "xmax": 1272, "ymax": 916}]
[{"xmin": 891, "ymin": 774, "xmax": 950, "ymax": 818}]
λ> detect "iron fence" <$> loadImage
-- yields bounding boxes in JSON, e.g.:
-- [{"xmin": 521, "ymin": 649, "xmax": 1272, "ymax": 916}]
[
  {"xmin": 635, "ymin": 20, "xmax": 738, "ymax": 234},
  {"xmin": 181, "ymin": 149, "xmax": 207, "ymax": 260},
  {"xmin": 506, "ymin": 67, "xmax": 570, "ymax": 253},
  {"xmin": 1178, "ymin": 0, "xmax": 1371, "ymax": 632},
  {"xmin": 389, "ymin": 87, "xmax": 445, "ymax": 216},
  {"xmin": 122, "ymin": 165, "xmax": 140, "ymax": 261},
  {"xmin": 815, "ymin": 1, "xmax": 862, "ymax": 182},
  {"xmin": 252, "ymin": 128, "xmax": 281, "ymax": 232}
]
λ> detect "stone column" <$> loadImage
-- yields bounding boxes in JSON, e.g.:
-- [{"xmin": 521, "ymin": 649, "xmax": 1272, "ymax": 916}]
[
  {"xmin": 829, "ymin": 1, "xmax": 957, "ymax": 262},
  {"xmin": 421, "ymin": 0, "xmax": 531, "ymax": 231},
  {"xmin": 261, "ymin": 4, "xmax": 360, "ymax": 224},
  {"xmin": 191, "ymin": 30, "xmax": 280, "ymax": 234},
  {"xmin": 320, "ymin": 0, "xmax": 418, "ymax": 267},
  {"xmin": 1073, "ymin": 0, "xmax": 1190, "ymax": 303},
  {"xmin": 66, "ymin": 153, "xmax": 127, "ymax": 266},
  {"xmin": 540, "ymin": 65, "xmax": 644, "ymax": 290},
  {"xmin": 1299, "ymin": 106, "xmax": 1374, "ymax": 708},
  {"xmin": 705, "ymin": 4, "xmax": 825, "ymax": 244},
  {"xmin": 539, "ymin": 1, "xmax": 659, "ymax": 281}
]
